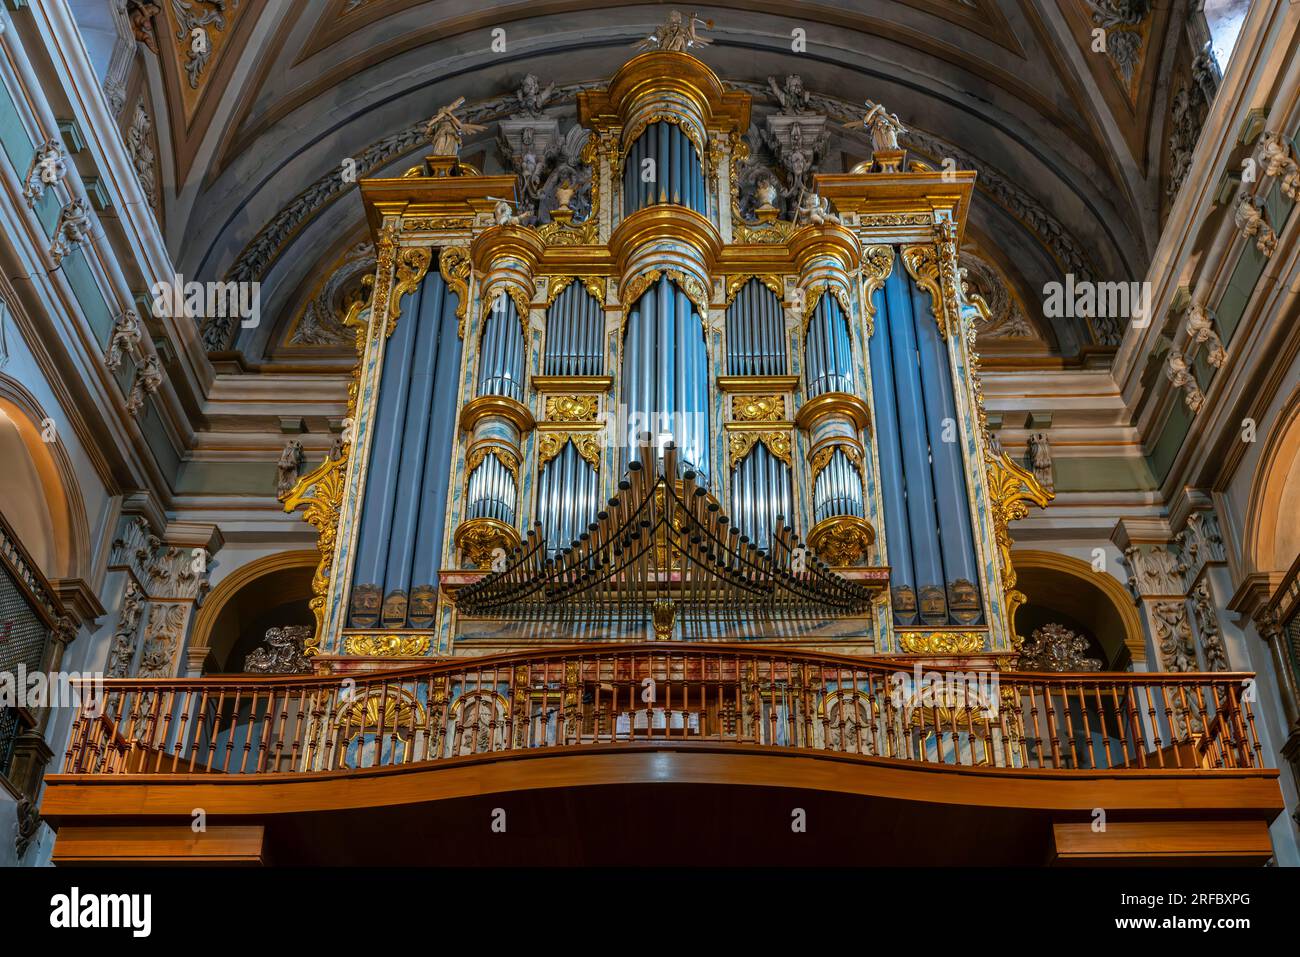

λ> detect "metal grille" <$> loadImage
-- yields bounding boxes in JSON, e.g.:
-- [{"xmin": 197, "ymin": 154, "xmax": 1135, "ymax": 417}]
[
  {"xmin": 0, "ymin": 560, "xmax": 50, "ymax": 777},
  {"xmin": 0, "ymin": 560, "xmax": 49, "ymax": 676}
]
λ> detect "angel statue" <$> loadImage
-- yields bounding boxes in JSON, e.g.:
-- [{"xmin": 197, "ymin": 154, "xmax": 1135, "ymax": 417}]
[
  {"xmin": 510, "ymin": 74, "xmax": 556, "ymax": 118},
  {"xmin": 794, "ymin": 191, "xmax": 839, "ymax": 226},
  {"xmin": 846, "ymin": 99, "xmax": 908, "ymax": 153},
  {"xmin": 492, "ymin": 199, "xmax": 525, "ymax": 227},
  {"xmin": 636, "ymin": 10, "xmax": 713, "ymax": 52},
  {"xmin": 536, "ymin": 126, "xmax": 594, "ymax": 224},
  {"xmin": 424, "ymin": 97, "xmax": 487, "ymax": 157},
  {"xmin": 768, "ymin": 74, "xmax": 814, "ymax": 115}
]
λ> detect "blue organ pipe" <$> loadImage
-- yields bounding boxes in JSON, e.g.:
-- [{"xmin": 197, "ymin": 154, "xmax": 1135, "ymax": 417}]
[
  {"xmin": 410, "ymin": 271, "xmax": 462, "ymax": 594},
  {"xmin": 381, "ymin": 277, "xmax": 441, "ymax": 618},
  {"xmin": 477, "ymin": 296, "xmax": 523, "ymax": 400},
  {"xmin": 622, "ymin": 276, "xmax": 709, "ymax": 479},
  {"xmin": 867, "ymin": 265, "xmax": 915, "ymax": 620},
  {"xmin": 726, "ymin": 280, "xmax": 786, "ymax": 375},
  {"xmin": 910, "ymin": 281, "xmax": 982, "ymax": 620},
  {"xmin": 350, "ymin": 282, "xmax": 421, "ymax": 612},
  {"xmin": 885, "ymin": 263, "xmax": 945, "ymax": 605},
  {"xmin": 657, "ymin": 121, "xmax": 670, "ymax": 205},
  {"xmin": 621, "ymin": 123, "xmax": 706, "ymax": 215},
  {"xmin": 805, "ymin": 295, "xmax": 853, "ymax": 397}
]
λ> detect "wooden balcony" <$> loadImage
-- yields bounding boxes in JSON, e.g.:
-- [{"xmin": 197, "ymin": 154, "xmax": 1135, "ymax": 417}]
[{"xmin": 40, "ymin": 644, "xmax": 1284, "ymax": 865}]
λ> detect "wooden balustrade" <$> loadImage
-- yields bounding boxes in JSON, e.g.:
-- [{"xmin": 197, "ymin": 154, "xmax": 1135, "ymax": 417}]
[{"xmin": 60, "ymin": 644, "xmax": 1265, "ymax": 777}]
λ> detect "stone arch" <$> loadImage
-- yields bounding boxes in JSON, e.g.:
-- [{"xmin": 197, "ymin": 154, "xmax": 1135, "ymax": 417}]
[
  {"xmin": 1011, "ymin": 549, "xmax": 1146, "ymax": 668},
  {"xmin": 187, "ymin": 550, "xmax": 318, "ymax": 674},
  {"xmin": 0, "ymin": 375, "xmax": 90, "ymax": 580},
  {"xmin": 1243, "ymin": 383, "xmax": 1300, "ymax": 576}
]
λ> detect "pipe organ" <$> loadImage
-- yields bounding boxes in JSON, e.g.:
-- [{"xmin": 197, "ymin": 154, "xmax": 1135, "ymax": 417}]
[{"xmin": 284, "ymin": 44, "xmax": 1051, "ymax": 665}]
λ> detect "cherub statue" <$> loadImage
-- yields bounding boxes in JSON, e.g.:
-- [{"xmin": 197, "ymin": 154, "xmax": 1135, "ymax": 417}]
[
  {"xmin": 846, "ymin": 99, "xmax": 908, "ymax": 153},
  {"xmin": 768, "ymin": 74, "xmax": 814, "ymax": 115},
  {"xmin": 105, "ymin": 309, "xmax": 142, "ymax": 371},
  {"xmin": 636, "ymin": 10, "xmax": 713, "ymax": 52},
  {"xmin": 794, "ymin": 191, "xmax": 839, "ymax": 226},
  {"xmin": 493, "ymin": 200, "xmax": 525, "ymax": 227},
  {"xmin": 510, "ymin": 74, "xmax": 556, "ymax": 118},
  {"xmin": 424, "ymin": 97, "xmax": 487, "ymax": 156}
]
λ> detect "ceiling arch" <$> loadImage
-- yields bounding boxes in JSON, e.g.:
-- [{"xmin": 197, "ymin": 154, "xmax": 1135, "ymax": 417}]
[{"xmin": 119, "ymin": 2, "xmax": 1183, "ymax": 361}]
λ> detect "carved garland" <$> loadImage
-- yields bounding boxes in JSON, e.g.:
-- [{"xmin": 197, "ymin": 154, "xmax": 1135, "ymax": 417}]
[
  {"xmin": 800, "ymin": 281, "xmax": 855, "ymax": 329},
  {"xmin": 724, "ymin": 273, "xmax": 784, "ymax": 309},
  {"xmin": 809, "ymin": 442, "xmax": 865, "ymax": 484},
  {"xmin": 727, "ymin": 430, "xmax": 792, "ymax": 470},
  {"xmin": 537, "ymin": 431, "xmax": 602, "ymax": 471},
  {"xmin": 479, "ymin": 282, "xmax": 533, "ymax": 340},
  {"xmin": 620, "ymin": 269, "xmax": 709, "ymax": 328},
  {"xmin": 859, "ymin": 244, "xmax": 894, "ymax": 334},
  {"xmin": 542, "ymin": 274, "xmax": 606, "ymax": 307},
  {"xmin": 438, "ymin": 246, "xmax": 472, "ymax": 338},
  {"xmin": 385, "ymin": 246, "xmax": 433, "ymax": 338}
]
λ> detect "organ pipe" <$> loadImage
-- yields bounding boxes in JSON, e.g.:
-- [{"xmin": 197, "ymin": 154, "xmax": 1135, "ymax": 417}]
[
  {"xmin": 726, "ymin": 279, "xmax": 786, "ymax": 375},
  {"xmin": 804, "ymin": 294, "xmax": 853, "ymax": 398},
  {"xmin": 477, "ymin": 294, "xmax": 524, "ymax": 401}
]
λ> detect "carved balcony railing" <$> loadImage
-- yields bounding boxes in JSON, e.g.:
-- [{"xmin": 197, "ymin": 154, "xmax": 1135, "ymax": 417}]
[{"xmin": 57, "ymin": 644, "xmax": 1265, "ymax": 778}]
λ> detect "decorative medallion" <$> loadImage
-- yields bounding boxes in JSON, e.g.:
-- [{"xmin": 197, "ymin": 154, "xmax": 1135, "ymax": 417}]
[
  {"xmin": 733, "ymin": 393, "xmax": 784, "ymax": 422},
  {"xmin": 807, "ymin": 515, "xmax": 875, "ymax": 567},
  {"xmin": 545, "ymin": 394, "xmax": 600, "ymax": 422}
]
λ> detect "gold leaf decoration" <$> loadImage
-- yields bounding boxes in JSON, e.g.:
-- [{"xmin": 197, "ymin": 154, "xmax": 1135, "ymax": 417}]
[
  {"xmin": 860, "ymin": 244, "xmax": 894, "ymax": 333},
  {"xmin": 538, "ymin": 431, "xmax": 602, "ymax": 471},
  {"xmin": 733, "ymin": 394, "xmax": 784, "ymax": 422},
  {"xmin": 807, "ymin": 515, "xmax": 875, "ymax": 567},
  {"xmin": 897, "ymin": 631, "xmax": 986, "ymax": 655},
  {"xmin": 385, "ymin": 246, "xmax": 433, "ymax": 338},
  {"xmin": 343, "ymin": 633, "xmax": 432, "ymax": 657},
  {"xmin": 728, "ymin": 430, "xmax": 792, "ymax": 469},
  {"xmin": 809, "ymin": 443, "xmax": 864, "ymax": 483},
  {"xmin": 438, "ymin": 246, "xmax": 472, "ymax": 338},
  {"xmin": 724, "ymin": 274, "xmax": 784, "ymax": 308},
  {"xmin": 986, "ymin": 448, "xmax": 1053, "ymax": 646},
  {"xmin": 282, "ymin": 453, "xmax": 347, "ymax": 657},
  {"xmin": 545, "ymin": 394, "xmax": 600, "ymax": 422}
]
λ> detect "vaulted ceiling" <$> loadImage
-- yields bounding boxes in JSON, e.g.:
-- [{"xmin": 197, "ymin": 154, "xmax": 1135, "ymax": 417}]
[{"xmin": 110, "ymin": 0, "xmax": 1196, "ymax": 365}]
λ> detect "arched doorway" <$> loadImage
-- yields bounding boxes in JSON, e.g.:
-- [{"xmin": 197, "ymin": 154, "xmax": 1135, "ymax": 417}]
[
  {"xmin": 187, "ymin": 551, "xmax": 318, "ymax": 674},
  {"xmin": 1244, "ymin": 385, "xmax": 1300, "ymax": 577},
  {"xmin": 0, "ymin": 384, "xmax": 86, "ymax": 579},
  {"xmin": 1011, "ymin": 550, "xmax": 1145, "ymax": 669}
]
